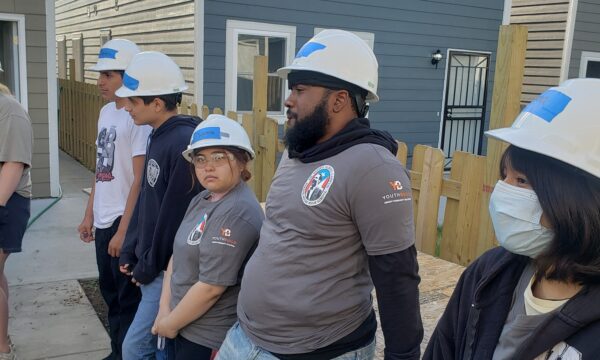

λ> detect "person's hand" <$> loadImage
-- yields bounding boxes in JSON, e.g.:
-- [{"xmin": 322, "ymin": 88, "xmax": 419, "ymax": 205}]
[
  {"xmin": 120, "ymin": 264, "xmax": 132, "ymax": 276},
  {"xmin": 152, "ymin": 314, "xmax": 179, "ymax": 339},
  {"xmin": 77, "ymin": 216, "xmax": 94, "ymax": 243},
  {"xmin": 151, "ymin": 306, "xmax": 171, "ymax": 335},
  {"xmin": 108, "ymin": 231, "xmax": 126, "ymax": 257}
]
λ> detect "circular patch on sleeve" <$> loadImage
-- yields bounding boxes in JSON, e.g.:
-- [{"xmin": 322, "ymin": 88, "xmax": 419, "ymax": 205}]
[
  {"xmin": 301, "ymin": 165, "xmax": 335, "ymax": 206},
  {"xmin": 146, "ymin": 159, "xmax": 160, "ymax": 187}
]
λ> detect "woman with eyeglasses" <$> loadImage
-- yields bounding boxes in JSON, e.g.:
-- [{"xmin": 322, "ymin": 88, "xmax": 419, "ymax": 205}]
[
  {"xmin": 424, "ymin": 79, "xmax": 600, "ymax": 359},
  {"xmin": 151, "ymin": 114, "xmax": 264, "ymax": 360}
]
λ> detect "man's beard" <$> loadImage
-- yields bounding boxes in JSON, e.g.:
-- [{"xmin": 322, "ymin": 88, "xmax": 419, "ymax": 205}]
[{"xmin": 284, "ymin": 99, "xmax": 329, "ymax": 154}]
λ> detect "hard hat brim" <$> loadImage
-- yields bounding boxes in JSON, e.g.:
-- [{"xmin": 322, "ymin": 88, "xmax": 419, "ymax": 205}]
[
  {"xmin": 114, "ymin": 84, "xmax": 189, "ymax": 98},
  {"xmin": 485, "ymin": 127, "xmax": 600, "ymax": 179},
  {"xmin": 277, "ymin": 65, "xmax": 379, "ymax": 102},
  {"xmin": 182, "ymin": 141, "xmax": 256, "ymax": 163}
]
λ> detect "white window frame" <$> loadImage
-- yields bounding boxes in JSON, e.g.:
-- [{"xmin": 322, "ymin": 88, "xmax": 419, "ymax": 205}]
[
  {"xmin": 0, "ymin": 13, "xmax": 28, "ymax": 109},
  {"xmin": 225, "ymin": 20, "xmax": 296, "ymax": 124},
  {"xmin": 314, "ymin": 27, "xmax": 375, "ymax": 50},
  {"xmin": 579, "ymin": 51, "xmax": 600, "ymax": 78}
]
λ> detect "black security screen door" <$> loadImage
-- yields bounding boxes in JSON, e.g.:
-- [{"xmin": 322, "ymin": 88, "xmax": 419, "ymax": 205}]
[{"xmin": 440, "ymin": 51, "xmax": 490, "ymax": 169}]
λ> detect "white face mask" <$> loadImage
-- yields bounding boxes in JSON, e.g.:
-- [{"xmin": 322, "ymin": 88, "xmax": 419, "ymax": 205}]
[{"xmin": 489, "ymin": 180, "xmax": 554, "ymax": 258}]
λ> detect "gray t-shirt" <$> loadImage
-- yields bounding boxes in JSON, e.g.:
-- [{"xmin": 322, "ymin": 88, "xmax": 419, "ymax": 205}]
[
  {"xmin": 492, "ymin": 263, "xmax": 555, "ymax": 360},
  {"xmin": 0, "ymin": 94, "xmax": 33, "ymax": 198},
  {"xmin": 238, "ymin": 144, "xmax": 415, "ymax": 354},
  {"xmin": 170, "ymin": 181, "xmax": 264, "ymax": 349}
]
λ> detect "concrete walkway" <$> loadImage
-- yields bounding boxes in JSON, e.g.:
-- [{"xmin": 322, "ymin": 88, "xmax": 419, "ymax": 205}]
[
  {"xmin": 6, "ymin": 151, "xmax": 110, "ymax": 359},
  {"xmin": 5, "ymin": 151, "xmax": 464, "ymax": 359}
]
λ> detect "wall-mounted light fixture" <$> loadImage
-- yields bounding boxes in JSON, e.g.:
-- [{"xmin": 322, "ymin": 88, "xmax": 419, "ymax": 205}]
[{"xmin": 431, "ymin": 49, "xmax": 443, "ymax": 68}]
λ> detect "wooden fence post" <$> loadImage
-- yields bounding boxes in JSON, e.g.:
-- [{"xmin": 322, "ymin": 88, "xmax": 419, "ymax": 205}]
[
  {"xmin": 68, "ymin": 59, "xmax": 76, "ymax": 81},
  {"xmin": 226, "ymin": 111, "xmax": 237, "ymax": 120},
  {"xmin": 477, "ymin": 25, "xmax": 528, "ymax": 257},
  {"xmin": 411, "ymin": 145, "xmax": 444, "ymax": 255},
  {"xmin": 396, "ymin": 140, "xmax": 408, "ymax": 166},
  {"xmin": 201, "ymin": 105, "xmax": 210, "ymax": 119},
  {"xmin": 242, "ymin": 113, "xmax": 257, "ymax": 195},
  {"xmin": 440, "ymin": 152, "xmax": 485, "ymax": 265},
  {"xmin": 252, "ymin": 55, "xmax": 268, "ymax": 201}
]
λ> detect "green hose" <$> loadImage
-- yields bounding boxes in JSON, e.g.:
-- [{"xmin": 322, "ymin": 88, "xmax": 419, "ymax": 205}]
[{"xmin": 26, "ymin": 186, "xmax": 63, "ymax": 229}]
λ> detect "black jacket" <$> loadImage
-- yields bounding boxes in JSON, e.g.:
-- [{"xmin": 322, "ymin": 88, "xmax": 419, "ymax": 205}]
[
  {"xmin": 424, "ymin": 247, "xmax": 600, "ymax": 359},
  {"xmin": 120, "ymin": 115, "xmax": 201, "ymax": 284}
]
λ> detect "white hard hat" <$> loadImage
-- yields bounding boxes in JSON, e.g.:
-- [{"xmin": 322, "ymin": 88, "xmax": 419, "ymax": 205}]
[
  {"xmin": 485, "ymin": 78, "xmax": 600, "ymax": 179},
  {"xmin": 277, "ymin": 29, "xmax": 379, "ymax": 101},
  {"xmin": 182, "ymin": 114, "xmax": 255, "ymax": 161},
  {"xmin": 115, "ymin": 51, "xmax": 188, "ymax": 97},
  {"xmin": 90, "ymin": 39, "xmax": 140, "ymax": 71}
]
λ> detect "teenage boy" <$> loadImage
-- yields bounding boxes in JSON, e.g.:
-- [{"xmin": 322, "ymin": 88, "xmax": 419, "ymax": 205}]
[
  {"xmin": 78, "ymin": 39, "xmax": 150, "ymax": 360},
  {"xmin": 115, "ymin": 51, "xmax": 201, "ymax": 360}
]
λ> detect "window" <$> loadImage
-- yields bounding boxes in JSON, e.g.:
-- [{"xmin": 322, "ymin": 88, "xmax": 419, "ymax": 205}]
[
  {"xmin": 579, "ymin": 51, "xmax": 600, "ymax": 78},
  {"xmin": 314, "ymin": 28, "xmax": 375, "ymax": 50},
  {"xmin": 226, "ymin": 20, "xmax": 296, "ymax": 122},
  {"xmin": 0, "ymin": 13, "xmax": 28, "ymax": 108}
]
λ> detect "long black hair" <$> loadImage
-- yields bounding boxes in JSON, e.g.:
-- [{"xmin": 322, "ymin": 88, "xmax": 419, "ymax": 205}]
[{"xmin": 500, "ymin": 145, "xmax": 600, "ymax": 285}]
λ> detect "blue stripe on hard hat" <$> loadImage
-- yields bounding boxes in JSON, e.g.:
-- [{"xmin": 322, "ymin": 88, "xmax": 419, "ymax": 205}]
[
  {"xmin": 123, "ymin": 72, "xmax": 139, "ymax": 91},
  {"xmin": 522, "ymin": 90, "xmax": 572, "ymax": 123},
  {"xmin": 192, "ymin": 127, "xmax": 221, "ymax": 143},
  {"xmin": 99, "ymin": 48, "xmax": 118, "ymax": 59},
  {"xmin": 296, "ymin": 42, "xmax": 326, "ymax": 58}
]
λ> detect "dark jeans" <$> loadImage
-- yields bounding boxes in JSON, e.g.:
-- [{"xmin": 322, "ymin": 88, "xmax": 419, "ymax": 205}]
[
  {"xmin": 174, "ymin": 335, "xmax": 214, "ymax": 360},
  {"xmin": 95, "ymin": 216, "xmax": 142, "ymax": 360}
]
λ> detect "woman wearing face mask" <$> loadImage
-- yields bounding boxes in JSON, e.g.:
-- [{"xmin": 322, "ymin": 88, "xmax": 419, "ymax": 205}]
[
  {"xmin": 424, "ymin": 78, "xmax": 600, "ymax": 360},
  {"xmin": 151, "ymin": 114, "xmax": 264, "ymax": 359}
]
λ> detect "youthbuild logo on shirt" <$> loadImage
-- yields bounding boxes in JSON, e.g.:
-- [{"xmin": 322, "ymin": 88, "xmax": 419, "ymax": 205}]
[{"xmin": 301, "ymin": 165, "xmax": 334, "ymax": 206}]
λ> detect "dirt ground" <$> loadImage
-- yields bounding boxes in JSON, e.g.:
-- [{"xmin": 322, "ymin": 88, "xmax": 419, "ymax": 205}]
[{"xmin": 79, "ymin": 278, "xmax": 109, "ymax": 331}]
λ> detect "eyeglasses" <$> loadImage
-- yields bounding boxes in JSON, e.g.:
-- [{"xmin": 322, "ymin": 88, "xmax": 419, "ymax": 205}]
[{"xmin": 192, "ymin": 152, "xmax": 235, "ymax": 169}]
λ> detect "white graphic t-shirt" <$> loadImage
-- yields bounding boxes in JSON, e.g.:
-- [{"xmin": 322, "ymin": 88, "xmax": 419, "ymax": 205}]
[{"xmin": 93, "ymin": 102, "xmax": 151, "ymax": 229}]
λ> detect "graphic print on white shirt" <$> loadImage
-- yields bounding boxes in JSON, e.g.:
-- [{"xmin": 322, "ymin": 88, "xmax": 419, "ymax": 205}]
[{"xmin": 96, "ymin": 125, "xmax": 117, "ymax": 182}]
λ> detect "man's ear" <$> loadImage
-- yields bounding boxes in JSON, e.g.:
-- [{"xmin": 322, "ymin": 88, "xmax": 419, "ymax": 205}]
[
  {"xmin": 331, "ymin": 90, "xmax": 351, "ymax": 114},
  {"xmin": 153, "ymin": 97, "xmax": 165, "ymax": 112}
]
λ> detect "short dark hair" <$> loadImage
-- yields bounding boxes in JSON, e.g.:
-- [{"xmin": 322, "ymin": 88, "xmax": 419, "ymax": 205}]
[
  {"xmin": 288, "ymin": 70, "xmax": 368, "ymax": 117},
  {"xmin": 138, "ymin": 93, "xmax": 182, "ymax": 111},
  {"xmin": 100, "ymin": 70, "xmax": 124, "ymax": 78},
  {"xmin": 500, "ymin": 145, "xmax": 600, "ymax": 285}
]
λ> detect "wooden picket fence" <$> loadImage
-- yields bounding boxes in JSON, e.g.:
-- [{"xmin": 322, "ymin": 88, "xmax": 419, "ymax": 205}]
[
  {"xmin": 57, "ymin": 72, "xmax": 496, "ymax": 266},
  {"xmin": 396, "ymin": 144, "xmax": 490, "ymax": 265},
  {"xmin": 58, "ymin": 77, "xmax": 104, "ymax": 171},
  {"xmin": 57, "ymin": 75, "xmax": 496, "ymax": 264}
]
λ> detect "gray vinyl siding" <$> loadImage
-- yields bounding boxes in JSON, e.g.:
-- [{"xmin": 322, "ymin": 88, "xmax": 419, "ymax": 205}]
[
  {"xmin": 510, "ymin": 0, "xmax": 571, "ymax": 103},
  {"xmin": 0, "ymin": 1, "xmax": 51, "ymax": 197},
  {"xmin": 204, "ymin": 0, "xmax": 503, "ymax": 151},
  {"xmin": 569, "ymin": 0, "xmax": 600, "ymax": 78},
  {"xmin": 55, "ymin": 0, "xmax": 196, "ymax": 101}
]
